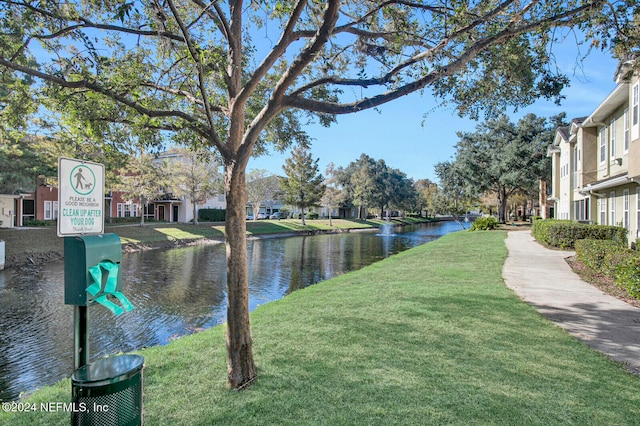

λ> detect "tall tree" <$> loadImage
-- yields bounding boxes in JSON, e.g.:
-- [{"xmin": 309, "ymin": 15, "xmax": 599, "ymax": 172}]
[
  {"xmin": 281, "ymin": 145, "xmax": 325, "ymax": 226},
  {"xmin": 0, "ymin": 0, "xmax": 635, "ymax": 388},
  {"xmin": 170, "ymin": 148, "xmax": 223, "ymax": 225},
  {"xmin": 433, "ymin": 161, "xmax": 476, "ymax": 229},
  {"xmin": 379, "ymin": 166, "xmax": 416, "ymax": 218},
  {"xmin": 414, "ymin": 179, "xmax": 438, "ymax": 218},
  {"xmin": 0, "ymin": 135, "xmax": 48, "ymax": 193},
  {"xmin": 322, "ymin": 162, "xmax": 341, "ymax": 225},
  {"xmin": 345, "ymin": 154, "xmax": 385, "ymax": 219},
  {"xmin": 441, "ymin": 114, "xmax": 553, "ymax": 223},
  {"xmin": 113, "ymin": 150, "xmax": 167, "ymax": 226},
  {"xmin": 246, "ymin": 169, "xmax": 280, "ymax": 220}
]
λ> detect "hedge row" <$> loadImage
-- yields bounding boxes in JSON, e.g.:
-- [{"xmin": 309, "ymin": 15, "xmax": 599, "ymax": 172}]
[
  {"xmin": 575, "ymin": 239, "xmax": 640, "ymax": 299},
  {"xmin": 531, "ymin": 219, "xmax": 627, "ymax": 249},
  {"xmin": 293, "ymin": 211, "xmax": 319, "ymax": 219},
  {"xmin": 198, "ymin": 208, "xmax": 226, "ymax": 222}
]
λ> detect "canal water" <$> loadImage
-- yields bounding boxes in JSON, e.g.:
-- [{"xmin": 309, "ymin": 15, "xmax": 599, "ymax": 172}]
[{"xmin": 0, "ymin": 221, "xmax": 465, "ymax": 401}]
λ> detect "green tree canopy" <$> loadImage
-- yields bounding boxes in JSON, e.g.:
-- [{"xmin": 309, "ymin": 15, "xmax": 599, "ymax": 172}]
[
  {"xmin": 169, "ymin": 147, "xmax": 223, "ymax": 225},
  {"xmin": 414, "ymin": 179, "xmax": 438, "ymax": 218},
  {"xmin": 321, "ymin": 162, "xmax": 341, "ymax": 225},
  {"xmin": 113, "ymin": 149, "xmax": 168, "ymax": 226},
  {"xmin": 0, "ymin": 135, "xmax": 48, "ymax": 193},
  {"xmin": 437, "ymin": 113, "xmax": 563, "ymax": 223},
  {"xmin": 280, "ymin": 145, "xmax": 325, "ymax": 225},
  {"xmin": 246, "ymin": 169, "xmax": 280, "ymax": 220},
  {"xmin": 433, "ymin": 161, "xmax": 476, "ymax": 220},
  {"xmin": 336, "ymin": 154, "xmax": 416, "ymax": 218}
]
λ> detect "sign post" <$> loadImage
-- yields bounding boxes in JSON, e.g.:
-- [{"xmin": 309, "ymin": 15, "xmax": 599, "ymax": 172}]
[
  {"xmin": 57, "ymin": 157, "xmax": 105, "ymax": 237},
  {"xmin": 58, "ymin": 157, "xmax": 105, "ymax": 370}
]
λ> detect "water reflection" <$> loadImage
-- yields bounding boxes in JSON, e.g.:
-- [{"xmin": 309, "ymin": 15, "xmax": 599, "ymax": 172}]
[{"xmin": 0, "ymin": 221, "xmax": 464, "ymax": 400}]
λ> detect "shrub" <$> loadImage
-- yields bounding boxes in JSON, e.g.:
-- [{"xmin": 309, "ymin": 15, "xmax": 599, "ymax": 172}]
[
  {"xmin": 294, "ymin": 211, "xmax": 319, "ymax": 220},
  {"xmin": 575, "ymin": 238, "xmax": 640, "ymax": 300},
  {"xmin": 109, "ymin": 217, "xmax": 143, "ymax": 224},
  {"xmin": 575, "ymin": 239, "xmax": 628, "ymax": 275},
  {"xmin": 531, "ymin": 219, "xmax": 627, "ymax": 249},
  {"xmin": 198, "ymin": 208, "xmax": 226, "ymax": 222},
  {"xmin": 614, "ymin": 254, "xmax": 640, "ymax": 299},
  {"xmin": 23, "ymin": 219, "xmax": 53, "ymax": 227},
  {"xmin": 470, "ymin": 215, "xmax": 499, "ymax": 231}
]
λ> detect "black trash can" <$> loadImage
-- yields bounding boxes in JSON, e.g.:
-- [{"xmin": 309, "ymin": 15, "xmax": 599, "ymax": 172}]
[{"xmin": 71, "ymin": 354, "xmax": 144, "ymax": 426}]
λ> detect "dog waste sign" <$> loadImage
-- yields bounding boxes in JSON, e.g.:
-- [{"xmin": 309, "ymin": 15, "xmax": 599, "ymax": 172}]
[{"xmin": 57, "ymin": 157, "xmax": 104, "ymax": 237}]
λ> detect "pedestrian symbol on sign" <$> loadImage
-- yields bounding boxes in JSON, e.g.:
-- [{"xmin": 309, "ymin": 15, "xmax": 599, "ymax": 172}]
[{"xmin": 70, "ymin": 165, "xmax": 96, "ymax": 196}]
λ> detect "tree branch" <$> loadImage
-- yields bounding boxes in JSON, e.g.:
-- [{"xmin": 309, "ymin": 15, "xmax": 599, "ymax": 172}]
[
  {"xmin": 0, "ymin": 57, "xmax": 211, "ymax": 138},
  {"xmin": 285, "ymin": 0, "xmax": 595, "ymax": 115},
  {"xmin": 189, "ymin": 0, "xmax": 231, "ymax": 43},
  {"xmin": 243, "ymin": 0, "xmax": 341, "ymax": 155},
  {"xmin": 140, "ymin": 82, "xmax": 228, "ymax": 115},
  {"xmin": 167, "ymin": 0, "xmax": 222, "ymax": 149},
  {"xmin": 10, "ymin": 0, "xmax": 186, "ymax": 42},
  {"xmin": 238, "ymin": 0, "xmax": 308, "ymax": 107}
]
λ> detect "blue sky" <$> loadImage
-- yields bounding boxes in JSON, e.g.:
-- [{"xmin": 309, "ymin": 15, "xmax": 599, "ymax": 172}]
[{"xmin": 248, "ymin": 46, "xmax": 620, "ymax": 183}]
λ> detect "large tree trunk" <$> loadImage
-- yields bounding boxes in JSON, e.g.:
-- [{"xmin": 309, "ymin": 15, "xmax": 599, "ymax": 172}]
[
  {"xmin": 224, "ymin": 159, "xmax": 257, "ymax": 389},
  {"xmin": 193, "ymin": 203, "xmax": 198, "ymax": 225},
  {"xmin": 498, "ymin": 188, "xmax": 508, "ymax": 223},
  {"xmin": 140, "ymin": 196, "xmax": 146, "ymax": 227}
]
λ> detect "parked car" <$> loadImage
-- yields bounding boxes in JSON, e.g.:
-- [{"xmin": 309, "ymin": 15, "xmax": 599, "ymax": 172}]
[
  {"xmin": 257, "ymin": 213, "xmax": 268, "ymax": 220},
  {"xmin": 269, "ymin": 212, "xmax": 282, "ymax": 219},
  {"xmin": 245, "ymin": 215, "xmax": 254, "ymax": 220}
]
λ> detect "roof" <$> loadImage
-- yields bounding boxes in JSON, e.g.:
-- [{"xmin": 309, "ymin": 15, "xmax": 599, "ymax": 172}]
[
  {"xmin": 582, "ymin": 84, "xmax": 629, "ymax": 127},
  {"xmin": 579, "ymin": 174, "xmax": 632, "ymax": 194}
]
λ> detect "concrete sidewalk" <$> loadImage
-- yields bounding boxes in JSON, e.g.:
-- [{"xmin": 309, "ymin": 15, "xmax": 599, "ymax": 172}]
[{"xmin": 502, "ymin": 230, "xmax": 640, "ymax": 375}]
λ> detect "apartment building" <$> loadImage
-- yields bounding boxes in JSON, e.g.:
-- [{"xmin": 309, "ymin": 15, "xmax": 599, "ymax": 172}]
[{"xmin": 548, "ymin": 61, "xmax": 640, "ymax": 242}]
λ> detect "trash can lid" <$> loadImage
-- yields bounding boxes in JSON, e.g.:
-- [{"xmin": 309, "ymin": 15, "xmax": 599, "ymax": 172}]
[{"xmin": 72, "ymin": 354, "xmax": 144, "ymax": 384}]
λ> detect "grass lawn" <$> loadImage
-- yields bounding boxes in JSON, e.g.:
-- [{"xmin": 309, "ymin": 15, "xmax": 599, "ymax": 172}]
[{"xmin": 2, "ymin": 230, "xmax": 639, "ymax": 424}]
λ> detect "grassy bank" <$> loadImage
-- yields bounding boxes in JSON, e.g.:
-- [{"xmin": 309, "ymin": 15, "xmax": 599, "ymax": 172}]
[
  {"xmin": 2, "ymin": 230, "xmax": 639, "ymax": 424},
  {"xmin": 0, "ymin": 218, "xmax": 421, "ymax": 267}
]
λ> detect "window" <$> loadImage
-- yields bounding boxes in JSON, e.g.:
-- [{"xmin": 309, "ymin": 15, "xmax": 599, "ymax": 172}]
[
  {"xmin": 633, "ymin": 83, "xmax": 639, "ymax": 127},
  {"xmin": 117, "ymin": 203, "xmax": 138, "ymax": 217},
  {"xmin": 574, "ymin": 199, "xmax": 590, "ymax": 222},
  {"xmin": 53, "ymin": 201, "xmax": 58, "ymax": 220},
  {"xmin": 599, "ymin": 127, "xmax": 606, "ymax": 163},
  {"xmin": 585, "ymin": 198, "xmax": 590, "ymax": 221},
  {"xmin": 44, "ymin": 201, "xmax": 52, "ymax": 220},
  {"xmin": 609, "ymin": 191, "xmax": 616, "ymax": 226},
  {"xmin": 610, "ymin": 119, "xmax": 616, "ymax": 159},
  {"xmin": 600, "ymin": 198, "xmax": 606, "ymax": 225},
  {"xmin": 624, "ymin": 189, "xmax": 629, "ymax": 229},
  {"xmin": 624, "ymin": 108, "xmax": 630, "ymax": 152},
  {"xmin": 572, "ymin": 146, "xmax": 579, "ymax": 189},
  {"xmin": 574, "ymin": 200, "xmax": 583, "ymax": 221}
]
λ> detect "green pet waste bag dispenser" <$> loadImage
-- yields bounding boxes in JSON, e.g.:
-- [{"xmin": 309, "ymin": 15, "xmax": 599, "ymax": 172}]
[{"xmin": 64, "ymin": 233, "xmax": 133, "ymax": 315}]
